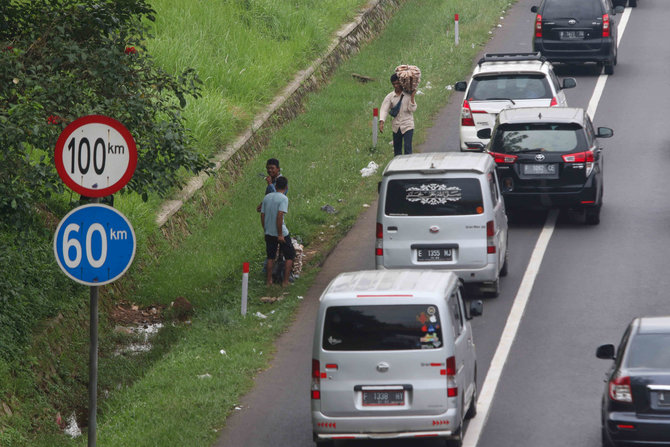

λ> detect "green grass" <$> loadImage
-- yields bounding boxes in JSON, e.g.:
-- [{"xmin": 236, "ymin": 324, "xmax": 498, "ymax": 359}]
[{"xmin": 0, "ymin": 0, "xmax": 513, "ymax": 445}]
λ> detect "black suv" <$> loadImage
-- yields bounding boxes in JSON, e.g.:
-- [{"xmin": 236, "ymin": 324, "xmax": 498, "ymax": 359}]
[
  {"xmin": 478, "ymin": 107, "xmax": 613, "ymax": 225},
  {"xmin": 531, "ymin": 0, "xmax": 621, "ymax": 74}
]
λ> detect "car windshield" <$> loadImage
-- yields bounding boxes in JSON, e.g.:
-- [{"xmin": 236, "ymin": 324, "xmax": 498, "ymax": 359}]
[
  {"xmin": 469, "ymin": 74, "xmax": 551, "ymax": 101},
  {"xmin": 543, "ymin": 0, "xmax": 601, "ymax": 17},
  {"xmin": 626, "ymin": 334, "xmax": 670, "ymax": 369},
  {"xmin": 322, "ymin": 305, "xmax": 443, "ymax": 351},
  {"xmin": 385, "ymin": 178, "xmax": 484, "ymax": 216},
  {"xmin": 490, "ymin": 123, "xmax": 586, "ymax": 153}
]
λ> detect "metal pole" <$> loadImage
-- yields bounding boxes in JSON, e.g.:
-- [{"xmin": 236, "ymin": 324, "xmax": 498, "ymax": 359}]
[
  {"xmin": 241, "ymin": 262, "xmax": 249, "ymax": 316},
  {"xmin": 372, "ymin": 108, "xmax": 379, "ymax": 148},
  {"xmin": 88, "ymin": 196, "xmax": 100, "ymax": 447},
  {"xmin": 455, "ymin": 14, "xmax": 460, "ymax": 46}
]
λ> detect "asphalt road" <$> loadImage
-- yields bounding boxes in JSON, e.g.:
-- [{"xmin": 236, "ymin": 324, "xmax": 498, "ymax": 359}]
[{"xmin": 214, "ymin": 1, "xmax": 668, "ymax": 446}]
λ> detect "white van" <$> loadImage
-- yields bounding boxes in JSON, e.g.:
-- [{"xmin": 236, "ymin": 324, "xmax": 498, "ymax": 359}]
[
  {"xmin": 375, "ymin": 152, "xmax": 508, "ymax": 297},
  {"xmin": 311, "ymin": 270, "xmax": 482, "ymax": 446}
]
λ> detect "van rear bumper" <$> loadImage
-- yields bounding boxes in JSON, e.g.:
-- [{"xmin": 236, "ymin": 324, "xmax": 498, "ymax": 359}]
[
  {"xmin": 376, "ymin": 258, "xmax": 498, "ymax": 283},
  {"xmin": 312, "ymin": 409, "xmax": 459, "ymax": 440}
]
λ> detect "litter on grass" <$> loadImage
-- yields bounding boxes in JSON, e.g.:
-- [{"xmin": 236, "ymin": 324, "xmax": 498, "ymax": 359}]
[
  {"xmin": 254, "ymin": 311, "xmax": 268, "ymax": 319},
  {"xmin": 64, "ymin": 413, "xmax": 81, "ymax": 438},
  {"xmin": 360, "ymin": 161, "xmax": 378, "ymax": 177}
]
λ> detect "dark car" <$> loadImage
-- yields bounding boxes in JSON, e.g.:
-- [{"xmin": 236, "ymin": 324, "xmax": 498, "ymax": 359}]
[
  {"xmin": 596, "ymin": 317, "xmax": 670, "ymax": 446},
  {"xmin": 531, "ymin": 0, "xmax": 621, "ymax": 74},
  {"xmin": 478, "ymin": 107, "xmax": 613, "ymax": 225}
]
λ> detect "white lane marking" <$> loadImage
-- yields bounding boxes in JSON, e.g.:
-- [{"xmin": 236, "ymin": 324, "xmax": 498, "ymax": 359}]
[
  {"xmin": 587, "ymin": 7, "xmax": 631, "ymax": 118},
  {"xmin": 463, "ymin": 8, "xmax": 633, "ymax": 446},
  {"xmin": 462, "ymin": 210, "xmax": 557, "ymax": 447}
]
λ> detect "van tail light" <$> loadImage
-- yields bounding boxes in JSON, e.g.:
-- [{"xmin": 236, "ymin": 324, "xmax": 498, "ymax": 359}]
[
  {"xmin": 550, "ymin": 96, "xmax": 558, "ymax": 107},
  {"xmin": 461, "ymin": 100, "xmax": 474, "ymax": 126},
  {"xmin": 486, "ymin": 220, "xmax": 496, "ymax": 254},
  {"xmin": 446, "ymin": 356, "xmax": 458, "ymax": 397},
  {"xmin": 562, "ymin": 150, "xmax": 595, "ymax": 176},
  {"xmin": 609, "ymin": 375, "xmax": 632, "ymax": 403},
  {"xmin": 375, "ymin": 223, "xmax": 383, "ymax": 256},
  {"xmin": 311, "ymin": 359, "xmax": 321, "ymax": 400},
  {"xmin": 602, "ymin": 14, "xmax": 610, "ymax": 38},
  {"xmin": 489, "ymin": 152, "xmax": 517, "ymax": 164},
  {"xmin": 535, "ymin": 14, "xmax": 542, "ymax": 38}
]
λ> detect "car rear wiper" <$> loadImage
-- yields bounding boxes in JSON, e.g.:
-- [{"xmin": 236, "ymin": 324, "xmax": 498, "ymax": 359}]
[{"xmin": 485, "ymin": 97, "xmax": 516, "ymax": 105}]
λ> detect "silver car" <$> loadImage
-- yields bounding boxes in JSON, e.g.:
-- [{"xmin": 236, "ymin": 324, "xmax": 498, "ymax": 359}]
[{"xmin": 311, "ymin": 270, "xmax": 482, "ymax": 446}]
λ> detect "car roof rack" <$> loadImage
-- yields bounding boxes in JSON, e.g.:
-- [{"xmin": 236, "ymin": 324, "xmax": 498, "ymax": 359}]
[{"xmin": 477, "ymin": 52, "xmax": 546, "ymax": 66}]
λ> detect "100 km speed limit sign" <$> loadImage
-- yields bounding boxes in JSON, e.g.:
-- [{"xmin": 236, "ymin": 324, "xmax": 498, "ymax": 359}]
[{"xmin": 55, "ymin": 115, "xmax": 137, "ymax": 197}]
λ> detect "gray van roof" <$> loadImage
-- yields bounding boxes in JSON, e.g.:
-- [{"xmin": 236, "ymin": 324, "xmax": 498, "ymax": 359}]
[
  {"xmin": 320, "ymin": 270, "xmax": 459, "ymax": 302},
  {"xmin": 382, "ymin": 152, "xmax": 495, "ymax": 176}
]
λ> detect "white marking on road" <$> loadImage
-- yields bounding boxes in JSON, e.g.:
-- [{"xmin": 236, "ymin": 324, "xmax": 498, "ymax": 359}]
[{"xmin": 463, "ymin": 8, "xmax": 633, "ymax": 446}]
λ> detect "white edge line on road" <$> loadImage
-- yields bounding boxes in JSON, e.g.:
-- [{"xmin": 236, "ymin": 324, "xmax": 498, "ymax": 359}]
[{"xmin": 463, "ymin": 8, "xmax": 632, "ymax": 446}]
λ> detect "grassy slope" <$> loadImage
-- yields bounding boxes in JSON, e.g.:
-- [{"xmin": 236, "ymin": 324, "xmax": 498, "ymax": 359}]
[{"xmin": 2, "ymin": 0, "xmax": 513, "ymax": 445}]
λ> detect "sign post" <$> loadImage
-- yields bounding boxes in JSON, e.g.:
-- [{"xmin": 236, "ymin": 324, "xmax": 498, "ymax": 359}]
[{"xmin": 54, "ymin": 115, "xmax": 137, "ymax": 447}]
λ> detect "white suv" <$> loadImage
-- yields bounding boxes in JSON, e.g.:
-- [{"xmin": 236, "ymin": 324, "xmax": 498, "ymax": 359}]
[{"xmin": 454, "ymin": 52, "xmax": 576, "ymax": 151}]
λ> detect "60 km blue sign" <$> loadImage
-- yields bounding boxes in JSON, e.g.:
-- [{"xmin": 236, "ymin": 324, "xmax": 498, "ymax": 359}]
[{"xmin": 54, "ymin": 204, "xmax": 136, "ymax": 286}]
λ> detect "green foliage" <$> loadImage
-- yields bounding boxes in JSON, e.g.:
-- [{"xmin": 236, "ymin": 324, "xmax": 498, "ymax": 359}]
[{"xmin": 0, "ymin": 0, "xmax": 212, "ymax": 222}]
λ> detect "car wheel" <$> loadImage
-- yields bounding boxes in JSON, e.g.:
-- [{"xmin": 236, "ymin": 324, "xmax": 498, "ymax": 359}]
[
  {"xmin": 601, "ymin": 426, "xmax": 615, "ymax": 447},
  {"xmin": 500, "ymin": 249, "xmax": 509, "ymax": 277},
  {"xmin": 446, "ymin": 426, "xmax": 463, "ymax": 447},
  {"xmin": 629, "ymin": 0, "xmax": 637, "ymax": 7},
  {"xmin": 483, "ymin": 279, "xmax": 500, "ymax": 298},
  {"xmin": 585, "ymin": 206, "xmax": 601, "ymax": 225},
  {"xmin": 604, "ymin": 62, "xmax": 614, "ymax": 75},
  {"xmin": 465, "ymin": 367, "xmax": 477, "ymax": 420},
  {"xmin": 314, "ymin": 438, "xmax": 334, "ymax": 447}
]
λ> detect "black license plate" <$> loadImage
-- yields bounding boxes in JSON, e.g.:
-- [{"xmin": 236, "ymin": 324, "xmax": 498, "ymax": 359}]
[
  {"xmin": 417, "ymin": 248, "xmax": 453, "ymax": 261},
  {"xmin": 362, "ymin": 390, "xmax": 405, "ymax": 406},
  {"xmin": 522, "ymin": 163, "xmax": 557, "ymax": 175},
  {"xmin": 560, "ymin": 30, "xmax": 584, "ymax": 40}
]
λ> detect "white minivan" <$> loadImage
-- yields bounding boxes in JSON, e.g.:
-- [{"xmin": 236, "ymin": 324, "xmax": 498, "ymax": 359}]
[
  {"xmin": 376, "ymin": 152, "xmax": 508, "ymax": 297},
  {"xmin": 311, "ymin": 269, "xmax": 482, "ymax": 446}
]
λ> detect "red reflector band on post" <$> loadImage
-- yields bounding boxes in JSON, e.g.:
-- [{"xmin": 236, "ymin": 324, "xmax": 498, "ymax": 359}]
[
  {"xmin": 243, "ymin": 262, "xmax": 249, "ymax": 273},
  {"xmin": 455, "ymin": 14, "xmax": 459, "ymax": 21},
  {"xmin": 373, "ymin": 108, "xmax": 379, "ymax": 117}
]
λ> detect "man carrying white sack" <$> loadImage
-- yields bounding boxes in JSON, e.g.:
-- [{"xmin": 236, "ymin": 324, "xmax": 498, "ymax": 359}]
[{"xmin": 379, "ymin": 72, "xmax": 417, "ymax": 156}]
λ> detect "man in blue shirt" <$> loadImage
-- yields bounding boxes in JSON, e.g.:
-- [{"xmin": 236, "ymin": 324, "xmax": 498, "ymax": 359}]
[{"xmin": 260, "ymin": 176, "xmax": 295, "ymax": 286}]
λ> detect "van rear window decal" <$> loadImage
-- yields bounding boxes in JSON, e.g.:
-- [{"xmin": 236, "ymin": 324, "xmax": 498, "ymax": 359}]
[
  {"xmin": 406, "ymin": 184, "xmax": 462, "ymax": 205},
  {"xmin": 385, "ymin": 178, "xmax": 484, "ymax": 216}
]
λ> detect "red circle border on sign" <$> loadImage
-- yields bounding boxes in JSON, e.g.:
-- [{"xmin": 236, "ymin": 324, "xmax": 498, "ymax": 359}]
[{"xmin": 55, "ymin": 115, "xmax": 138, "ymax": 197}]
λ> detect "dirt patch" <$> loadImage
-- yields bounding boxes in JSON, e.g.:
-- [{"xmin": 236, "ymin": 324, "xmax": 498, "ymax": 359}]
[{"xmin": 110, "ymin": 299, "xmax": 165, "ymax": 326}]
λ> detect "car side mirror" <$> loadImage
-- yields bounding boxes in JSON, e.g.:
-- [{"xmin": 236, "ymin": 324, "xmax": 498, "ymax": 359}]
[
  {"xmin": 469, "ymin": 300, "xmax": 483, "ymax": 318},
  {"xmin": 476, "ymin": 128, "xmax": 492, "ymax": 140},
  {"xmin": 531, "ymin": 5, "xmax": 538, "ymax": 13},
  {"xmin": 454, "ymin": 81, "xmax": 467, "ymax": 92},
  {"xmin": 562, "ymin": 77, "xmax": 577, "ymax": 89},
  {"xmin": 596, "ymin": 344, "xmax": 615, "ymax": 359},
  {"xmin": 597, "ymin": 127, "xmax": 614, "ymax": 138}
]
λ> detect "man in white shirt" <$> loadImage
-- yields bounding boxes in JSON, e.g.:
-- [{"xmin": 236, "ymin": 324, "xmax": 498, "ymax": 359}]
[{"xmin": 379, "ymin": 73, "xmax": 417, "ymax": 156}]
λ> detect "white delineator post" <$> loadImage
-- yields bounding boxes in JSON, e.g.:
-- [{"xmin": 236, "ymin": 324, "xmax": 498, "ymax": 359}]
[
  {"xmin": 455, "ymin": 14, "xmax": 460, "ymax": 46},
  {"xmin": 372, "ymin": 108, "xmax": 379, "ymax": 148},
  {"xmin": 241, "ymin": 262, "xmax": 249, "ymax": 316}
]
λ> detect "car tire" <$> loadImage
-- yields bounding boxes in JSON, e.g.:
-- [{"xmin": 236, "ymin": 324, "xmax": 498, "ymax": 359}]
[
  {"xmin": 629, "ymin": 0, "xmax": 637, "ymax": 7},
  {"xmin": 601, "ymin": 426, "xmax": 615, "ymax": 447},
  {"xmin": 465, "ymin": 367, "xmax": 477, "ymax": 420},
  {"xmin": 314, "ymin": 438, "xmax": 334, "ymax": 447},
  {"xmin": 483, "ymin": 279, "xmax": 500, "ymax": 298},
  {"xmin": 604, "ymin": 62, "xmax": 614, "ymax": 75},
  {"xmin": 446, "ymin": 426, "xmax": 463, "ymax": 447},
  {"xmin": 500, "ymin": 249, "xmax": 509, "ymax": 277},
  {"xmin": 585, "ymin": 206, "xmax": 601, "ymax": 225}
]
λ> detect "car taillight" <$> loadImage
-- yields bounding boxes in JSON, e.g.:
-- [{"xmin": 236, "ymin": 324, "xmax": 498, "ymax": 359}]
[
  {"xmin": 550, "ymin": 96, "xmax": 558, "ymax": 107},
  {"xmin": 609, "ymin": 375, "xmax": 632, "ymax": 403},
  {"xmin": 562, "ymin": 150, "xmax": 595, "ymax": 176},
  {"xmin": 602, "ymin": 14, "xmax": 610, "ymax": 38},
  {"xmin": 461, "ymin": 100, "xmax": 474, "ymax": 126},
  {"xmin": 489, "ymin": 152, "xmax": 517, "ymax": 164},
  {"xmin": 535, "ymin": 14, "xmax": 542, "ymax": 38},
  {"xmin": 311, "ymin": 359, "xmax": 322, "ymax": 399},
  {"xmin": 446, "ymin": 356, "xmax": 458, "ymax": 397},
  {"xmin": 486, "ymin": 220, "xmax": 496, "ymax": 254},
  {"xmin": 375, "ymin": 223, "xmax": 383, "ymax": 256}
]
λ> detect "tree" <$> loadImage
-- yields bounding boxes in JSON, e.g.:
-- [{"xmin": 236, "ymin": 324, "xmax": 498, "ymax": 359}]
[{"xmin": 0, "ymin": 0, "xmax": 212, "ymax": 222}]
